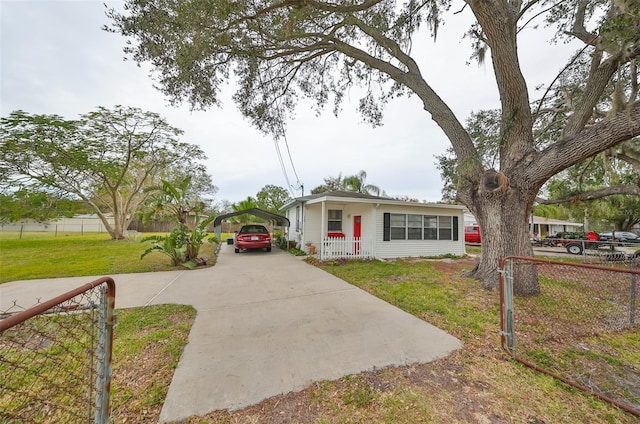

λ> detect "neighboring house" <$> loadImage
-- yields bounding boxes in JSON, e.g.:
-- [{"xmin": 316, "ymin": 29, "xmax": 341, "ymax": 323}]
[
  {"xmin": 530, "ymin": 216, "xmax": 583, "ymax": 237},
  {"xmin": 280, "ymin": 191, "xmax": 466, "ymax": 260}
]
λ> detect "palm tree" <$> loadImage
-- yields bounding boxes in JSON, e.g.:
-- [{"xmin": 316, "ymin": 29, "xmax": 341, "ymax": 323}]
[
  {"xmin": 343, "ymin": 170, "xmax": 381, "ymax": 196},
  {"xmin": 232, "ymin": 196, "xmax": 259, "ymax": 224},
  {"xmin": 145, "ymin": 176, "xmax": 194, "ymax": 225}
]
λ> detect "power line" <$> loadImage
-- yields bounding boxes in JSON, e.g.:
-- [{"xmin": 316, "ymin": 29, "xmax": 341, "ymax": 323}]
[
  {"xmin": 281, "ymin": 131, "xmax": 302, "ymax": 193},
  {"xmin": 273, "ymin": 137, "xmax": 294, "ymax": 197},
  {"xmin": 256, "ymin": 68, "xmax": 303, "ymax": 198}
]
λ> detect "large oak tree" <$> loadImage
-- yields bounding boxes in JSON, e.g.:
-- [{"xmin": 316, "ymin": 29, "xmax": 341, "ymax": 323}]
[
  {"xmin": 107, "ymin": 1, "xmax": 640, "ymax": 292},
  {"xmin": 0, "ymin": 106, "xmax": 212, "ymax": 240}
]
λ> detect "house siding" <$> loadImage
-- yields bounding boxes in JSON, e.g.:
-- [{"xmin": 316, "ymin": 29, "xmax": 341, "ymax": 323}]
[{"xmin": 375, "ymin": 206, "xmax": 465, "ymax": 259}]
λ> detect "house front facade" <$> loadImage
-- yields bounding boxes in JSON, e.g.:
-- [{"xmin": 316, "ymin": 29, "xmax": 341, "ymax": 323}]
[{"xmin": 280, "ymin": 191, "xmax": 466, "ymax": 260}]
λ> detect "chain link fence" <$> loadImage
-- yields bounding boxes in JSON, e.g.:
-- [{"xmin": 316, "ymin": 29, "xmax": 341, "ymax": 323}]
[
  {"xmin": 500, "ymin": 257, "xmax": 639, "ymax": 417},
  {"xmin": 0, "ymin": 277, "xmax": 116, "ymax": 423}
]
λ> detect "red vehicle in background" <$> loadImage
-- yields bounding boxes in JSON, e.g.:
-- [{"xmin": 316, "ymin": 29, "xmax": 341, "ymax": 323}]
[{"xmin": 464, "ymin": 225, "xmax": 481, "ymax": 243}]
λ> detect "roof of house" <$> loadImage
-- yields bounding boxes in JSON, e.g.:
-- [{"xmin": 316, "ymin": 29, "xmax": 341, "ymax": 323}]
[{"xmin": 280, "ymin": 191, "xmax": 466, "ymax": 211}]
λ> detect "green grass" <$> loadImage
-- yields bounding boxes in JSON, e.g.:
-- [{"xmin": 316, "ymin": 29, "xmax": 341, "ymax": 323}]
[
  {"xmin": 110, "ymin": 304, "xmax": 196, "ymax": 419},
  {"xmin": 465, "ymin": 246, "xmax": 482, "ymax": 254},
  {"xmin": 1, "ymin": 303, "xmax": 196, "ymax": 422},
  {"xmin": 0, "ymin": 232, "xmax": 218, "ymax": 284}
]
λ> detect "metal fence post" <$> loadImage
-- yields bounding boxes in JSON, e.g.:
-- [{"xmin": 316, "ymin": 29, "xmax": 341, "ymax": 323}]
[
  {"xmin": 631, "ymin": 262, "xmax": 637, "ymax": 327},
  {"xmin": 94, "ymin": 284, "xmax": 116, "ymax": 423},
  {"xmin": 500, "ymin": 258, "xmax": 516, "ymax": 355}
]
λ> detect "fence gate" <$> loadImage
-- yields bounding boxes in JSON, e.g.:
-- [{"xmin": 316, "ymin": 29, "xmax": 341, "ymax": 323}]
[
  {"xmin": 0, "ymin": 277, "xmax": 116, "ymax": 423},
  {"xmin": 500, "ymin": 257, "xmax": 639, "ymax": 417}
]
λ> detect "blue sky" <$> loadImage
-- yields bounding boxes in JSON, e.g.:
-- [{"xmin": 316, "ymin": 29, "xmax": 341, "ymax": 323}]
[{"xmin": 1, "ymin": 0, "xmax": 577, "ymax": 205}]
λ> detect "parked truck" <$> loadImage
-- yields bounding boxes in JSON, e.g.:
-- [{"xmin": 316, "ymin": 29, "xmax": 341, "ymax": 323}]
[{"xmin": 464, "ymin": 225, "xmax": 481, "ymax": 243}]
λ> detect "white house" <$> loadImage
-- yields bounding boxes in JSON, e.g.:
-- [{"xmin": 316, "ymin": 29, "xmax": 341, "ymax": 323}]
[{"xmin": 280, "ymin": 191, "xmax": 466, "ymax": 260}]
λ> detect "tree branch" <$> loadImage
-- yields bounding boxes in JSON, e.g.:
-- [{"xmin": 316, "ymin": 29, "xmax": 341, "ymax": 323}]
[
  {"xmin": 528, "ymin": 100, "xmax": 640, "ymax": 182},
  {"xmin": 537, "ymin": 184, "xmax": 640, "ymax": 204}
]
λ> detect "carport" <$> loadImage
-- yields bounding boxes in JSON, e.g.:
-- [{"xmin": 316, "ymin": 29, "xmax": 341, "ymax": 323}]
[{"xmin": 212, "ymin": 208, "xmax": 290, "ymax": 244}]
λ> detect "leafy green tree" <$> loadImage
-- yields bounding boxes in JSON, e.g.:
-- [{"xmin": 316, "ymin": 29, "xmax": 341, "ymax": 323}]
[
  {"xmin": 437, "ymin": 110, "xmax": 502, "ymax": 202},
  {"xmin": 311, "ymin": 173, "xmax": 347, "ymax": 194},
  {"xmin": 0, "ymin": 189, "xmax": 90, "ymax": 224},
  {"xmin": 256, "ymin": 184, "xmax": 292, "ymax": 214},
  {"xmin": 107, "ymin": 1, "xmax": 640, "ymax": 292},
  {"xmin": 0, "ymin": 106, "xmax": 210, "ymax": 240}
]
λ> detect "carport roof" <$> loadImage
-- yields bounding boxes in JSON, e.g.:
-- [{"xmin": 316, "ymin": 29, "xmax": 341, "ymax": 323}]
[{"xmin": 213, "ymin": 208, "xmax": 290, "ymax": 227}]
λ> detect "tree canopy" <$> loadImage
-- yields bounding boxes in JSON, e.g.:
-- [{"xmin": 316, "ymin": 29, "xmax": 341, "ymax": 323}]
[
  {"xmin": 0, "ymin": 106, "xmax": 214, "ymax": 239},
  {"xmin": 107, "ymin": 0, "xmax": 640, "ymax": 292},
  {"xmin": 256, "ymin": 184, "xmax": 292, "ymax": 214},
  {"xmin": 0, "ymin": 189, "xmax": 91, "ymax": 224}
]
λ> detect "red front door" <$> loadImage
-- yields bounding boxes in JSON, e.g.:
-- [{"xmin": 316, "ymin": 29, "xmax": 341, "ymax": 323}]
[{"xmin": 353, "ymin": 216, "xmax": 361, "ymax": 254}]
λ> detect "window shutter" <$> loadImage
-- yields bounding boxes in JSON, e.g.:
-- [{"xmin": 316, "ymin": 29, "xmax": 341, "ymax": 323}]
[
  {"xmin": 453, "ymin": 216, "xmax": 459, "ymax": 241},
  {"xmin": 383, "ymin": 213, "xmax": 390, "ymax": 241}
]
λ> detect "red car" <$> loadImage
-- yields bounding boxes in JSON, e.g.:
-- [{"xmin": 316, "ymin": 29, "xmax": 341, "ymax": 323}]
[{"xmin": 235, "ymin": 224, "xmax": 272, "ymax": 253}]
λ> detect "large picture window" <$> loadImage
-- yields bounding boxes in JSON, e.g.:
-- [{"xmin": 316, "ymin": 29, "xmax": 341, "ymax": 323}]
[
  {"xmin": 328, "ymin": 209, "xmax": 343, "ymax": 231},
  {"xmin": 383, "ymin": 213, "xmax": 458, "ymax": 241}
]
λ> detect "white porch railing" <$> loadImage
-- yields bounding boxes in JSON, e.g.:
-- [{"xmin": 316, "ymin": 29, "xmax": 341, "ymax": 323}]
[{"xmin": 320, "ymin": 237, "xmax": 374, "ymax": 260}]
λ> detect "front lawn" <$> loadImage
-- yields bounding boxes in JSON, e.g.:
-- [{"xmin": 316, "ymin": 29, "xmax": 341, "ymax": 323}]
[{"xmin": 0, "ymin": 232, "xmax": 218, "ymax": 283}]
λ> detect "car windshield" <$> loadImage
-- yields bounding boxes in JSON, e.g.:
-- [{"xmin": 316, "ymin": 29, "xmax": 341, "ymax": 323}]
[{"xmin": 240, "ymin": 226, "xmax": 268, "ymax": 234}]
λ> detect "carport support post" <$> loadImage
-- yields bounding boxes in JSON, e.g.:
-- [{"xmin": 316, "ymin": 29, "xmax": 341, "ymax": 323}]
[
  {"xmin": 214, "ymin": 225, "xmax": 222, "ymax": 247},
  {"xmin": 320, "ymin": 201, "xmax": 326, "ymax": 259}
]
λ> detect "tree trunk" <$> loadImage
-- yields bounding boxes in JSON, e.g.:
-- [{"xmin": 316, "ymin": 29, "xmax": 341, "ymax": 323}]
[
  {"xmin": 463, "ymin": 177, "xmax": 540, "ymax": 295},
  {"xmin": 92, "ymin": 207, "xmax": 127, "ymax": 240}
]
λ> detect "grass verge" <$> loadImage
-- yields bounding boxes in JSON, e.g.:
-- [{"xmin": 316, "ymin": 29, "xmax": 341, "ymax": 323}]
[
  {"xmin": 0, "ymin": 232, "xmax": 218, "ymax": 283},
  {"xmin": 110, "ymin": 304, "xmax": 196, "ymax": 422}
]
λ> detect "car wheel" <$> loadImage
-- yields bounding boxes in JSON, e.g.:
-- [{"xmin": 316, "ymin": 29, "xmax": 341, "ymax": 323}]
[
  {"xmin": 566, "ymin": 243, "xmax": 583, "ymax": 255},
  {"xmin": 266, "ymin": 247, "xmax": 272, "ymax": 252},
  {"xmin": 235, "ymin": 248, "xmax": 240, "ymax": 253}
]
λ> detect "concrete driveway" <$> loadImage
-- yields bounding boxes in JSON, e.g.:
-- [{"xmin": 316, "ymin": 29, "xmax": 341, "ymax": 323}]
[{"xmin": 1, "ymin": 243, "xmax": 462, "ymax": 423}]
